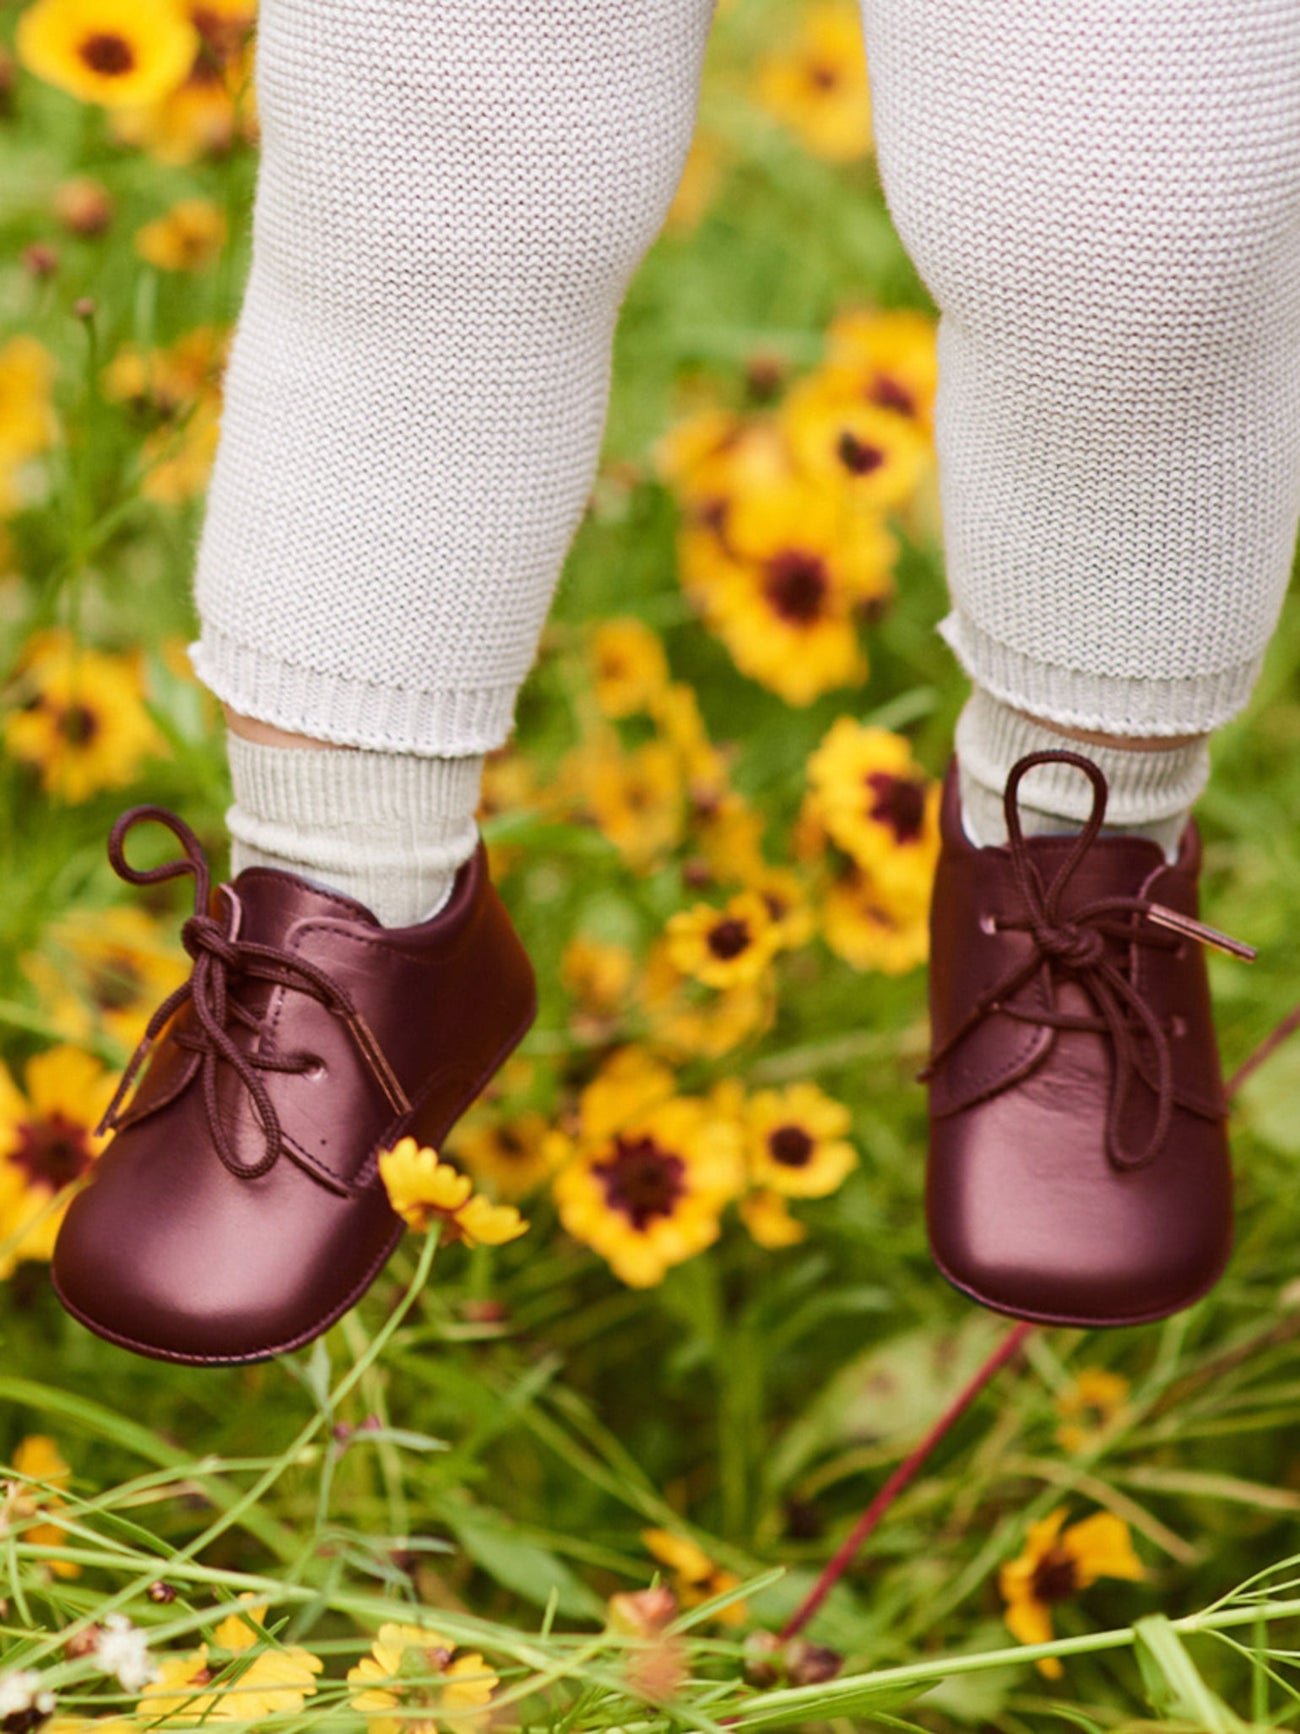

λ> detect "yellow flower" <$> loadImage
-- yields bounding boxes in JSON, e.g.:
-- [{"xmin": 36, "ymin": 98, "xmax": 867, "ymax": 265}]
[
  {"xmin": 17, "ymin": 0, "xmax": 198, "ymax": 109},
  {"xmin": 103, "ymin": 325, "xmax": 228, "ymax": 416},
  {"xmin": 0, "ymin": 1046, "xmax": 113, "ymax": 1277},
  {"xmin": 138, "ymin": 1647, "xmax": 220, "ymax": 1722},
  {"xmin": 689, "ymin": 482, "xmax": 895, "ymax": 707},
  {"xmin": 590, "ymin": 618, "xmax": 670, "ymax": 719},
  {"xmin": 745, "ymin": 865, "xmax": 817, "ymax": 951},
  {"xmin": 140, "ymin": 1630, "xmax": 322, "ymax": 1723},
  {"xmin": 575, "ymin": 1047, "xmax": 677, "ymax": 1142},
  {"xmin": 4, "ymin": 629, "xmax": 164, "ymax": 802},
  {"xmin": 0, "ymin": 337, "xmax": 57, "ymax": 470},
  {"xmin": 664, "ymin": 132, "xmax": 724, "ymax": 236},
  {"xmin": 650, "ymin": 681, "xmax": 730, "ymax": 801},
  {"xmin": 23, "ymin": 904, "xmax": 187, "ymax": 1052},
  {"xmin": 561, "ymin": 935, "xmax": 636, "ymax": 1022},
  {"xmin": 220, "ymin": 1648, "xmax": 323, "ymax": 1720},
  {"xmin": 657, "ymin": 410, "xmax": 790, "ymax": 519},
  {"xmin": 781, "ymin": 370, "xmax": 932, "ymax": 510},
  {"xmin": 1055, "ymin": 1369, "xmax": 1131, "ymax": 1454},
  {"xmin": 825, "ymin": 307, "xmax": 938, "ymax": 432},
  {"xmin": 135, "ymin": 197, "xmax": 227, "ymax": 271},
  {"xmin": 140, "ymin": 395, "xmax": 222, "ymax": 502},
  {"xmin": 745, "ymin": 1083, "xmax": 856, "ymax": 1199},
  {"xmin": 739, "ymin": 1188, "xmax": 806, "ymax": 1249},
  {"xmin": 553, "ymin": 1095, "xmax": 743, "ymax": 1288},
  {"xmin": 998, "ymin": 1507, "xmax": 1144, "ymax": 1678},
  {"xmin": 347, "ymin": 1622, "xmax": 497, "ymax": 1734},
  {"xmin": 666, "ymin": 892, "xmax": 781, "ymax": 990},
  {"xmin": 564, "ymin": 732, "xmax": 685, "ymax": 870},
  {"xmin": 638, "ymin": 941, "xmax": 773, "ymax": 1062},
  {"xmin": 821, "ymin": 862, "xmax": 929, "ymax": 975},
  {"xmin": 444, "ymin": 1112, "xmax": 555, "ymax": 1201},
  {"xmin": 111, "ymin": 0, "xmax": 257, "ymax": 164},
  {"xmin": 805, "ymin": 720, "xmax": 939, "ymax": 899},
  {"xmin": 643, "ymin": 1529, "xmax": 747, "ymax": 1626},
  {"xmin": 688, "ymin": 790, "xmax": 768, "ymax": 887},
  {"xmin": 378, "ymin": 1138, "xmax": 528, "ymax": 1246},
  {"xmin": 755, "ymin": 0, "xmax": 873, "ymax": 165},
  {"xmin": 5, "ymin": 1435, "xmax": 80, "ymax": 1579},
  {"xmin": 211, "ymin": 1592, "xmax": 270, "ymax": 1653},
  {"xmin": 0, "ymin": 336, "xmax": 57, "ymax": 514}
]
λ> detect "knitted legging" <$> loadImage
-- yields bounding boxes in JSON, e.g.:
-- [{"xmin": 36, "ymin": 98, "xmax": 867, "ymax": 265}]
[{"xmin": 192, "ymin": 0, "xmax": 1300, "ymax": 752}]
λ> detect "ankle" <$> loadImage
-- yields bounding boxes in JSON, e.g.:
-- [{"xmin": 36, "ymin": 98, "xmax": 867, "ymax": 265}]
[
  {"xmin": 226, "ymin": 731, "xmax": 484, "ymax": 926},
  {"xmin": 955, "ymin": 689, "xmax": 1210, "ymax": 859}
]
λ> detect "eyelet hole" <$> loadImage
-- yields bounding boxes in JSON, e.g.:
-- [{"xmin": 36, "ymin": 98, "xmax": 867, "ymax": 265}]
[
  {"xmin": 1170, "ymin": 1015, "xmax": 1187, "ymax": 1039},
  {"xmin": 302, "ymin": 1055, "xmax": 326, "ymax": 1079},
  {"xmin": 979, "ymin": 912, "xmax": 999, "ymax": 936}
]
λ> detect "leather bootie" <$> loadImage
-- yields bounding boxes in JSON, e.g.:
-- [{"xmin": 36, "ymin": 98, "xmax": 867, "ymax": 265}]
[
  {"xmin": 924, "ymin": 750, "xmax": 1252, "ymax": 1328},
  {"xmin": 52, "ymin": 806, "xmax": 536, "ymax": 1365}
]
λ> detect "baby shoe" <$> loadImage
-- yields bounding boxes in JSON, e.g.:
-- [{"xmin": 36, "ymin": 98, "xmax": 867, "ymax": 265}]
[
  {"xmin": 923, "ymin": 749, "xmax": 1252, "ymax": 1327},
  {"xmin": 52, "ymin": 806, "xmax": 535, "ymax": 1364}
]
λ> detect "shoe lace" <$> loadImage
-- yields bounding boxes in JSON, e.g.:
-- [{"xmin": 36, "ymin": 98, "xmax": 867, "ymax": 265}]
[
  {"xmin": 920, "ymin": 751, "xmax": 1255, "ymax": 1171},
  {"xmin": 95, "ymin": 806, "xmax": 408, "ymax": 1181}
]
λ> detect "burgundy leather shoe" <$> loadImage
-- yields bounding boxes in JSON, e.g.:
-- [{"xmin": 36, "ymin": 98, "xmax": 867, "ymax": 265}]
[
  {"xmin": 924, "ymin": 750, "xmax": 1253, "ymax": 1329},
  {"xmin": 52, "ymin": 807, "xmax": 536, "ymax": 1365}
]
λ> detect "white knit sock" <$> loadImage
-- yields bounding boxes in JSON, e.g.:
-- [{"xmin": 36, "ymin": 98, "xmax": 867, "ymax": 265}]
[
  {"xmin": 860, "ymin": 0, "xmax": 1300, "ymax": 738},
  {"xmin": 226, "ymin": 736, "xmax": 483, "ymax": 926},
  {"xmin": 956, "ymin": 689, "xmax": 1209, "ymax": 859},
  {"xmin": 191, "ymin": 0, "xmax": 713, "ymax": 756}
]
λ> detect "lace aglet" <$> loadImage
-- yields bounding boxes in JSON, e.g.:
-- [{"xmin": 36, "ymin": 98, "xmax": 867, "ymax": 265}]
[{"xmin": 1145, "ymin": 903, "xmax": 1257, "ymax": 962}]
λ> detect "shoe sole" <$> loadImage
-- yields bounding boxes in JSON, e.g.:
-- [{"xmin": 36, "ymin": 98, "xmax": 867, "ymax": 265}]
[
  {"xmin": 52, "ymin": 990, "xmax": 538, "ymax": 1367},
  {"xmin": 931, "ymin": 1240, "xmax": 1232, "ymax": 1331}
]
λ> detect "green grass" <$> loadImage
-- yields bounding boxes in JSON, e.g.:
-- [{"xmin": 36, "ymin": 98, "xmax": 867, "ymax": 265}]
[{"xmin": 4, "ymin": 1, "xmax": 1300, "ymax": 1729}]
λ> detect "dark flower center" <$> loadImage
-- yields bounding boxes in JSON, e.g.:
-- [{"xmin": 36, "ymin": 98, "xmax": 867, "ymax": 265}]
[
  {"xmin": 707, "ymin": 918, "xmax": 751, "ymax": 960},
  {"xmin": 79, "ymin": 32, "xmax": 136, "ymax": 76},
  {"xmin": 3, "ymin": 1710, "xmax": 52, "ymax": 1734},
  {"xmin": 764, "ymin": 552, "xmax": 828, "ymax": 625},
  {"xmin": 58, "ymin": 704, "xmax": 100, "ymax": 747},
  {"xmin": 12, "ymin": 1112, "xmax": 94, "ymax": 1190},
  {"xmin": 595, "ymin": 1134, "xmax": 686, "ymax": 1231},
  {"xmin": 836, "ymin": 431, "xmax": 886, "ymax": 476},
  {"xmin": 494, "ymin": 1127, "xmax": 524, "ymax": 1158},
  {"xmin": 865, "ymin": 770, "xmax": 926, "ymax": 843},
  {"xmin": 1030, "ymin": 1547, "xmax": 1080, "ymax": 1606},
  {"xmin": 868, "ymin": 374, "xmax": 916, "ymax": 417},
  {"xmin": 768, "ymin": 1125, "xmax": 814, "ymax": 1168},
  {"xmin": 808, "ymin": 62, "xmax": 841, "ymax": 92}
]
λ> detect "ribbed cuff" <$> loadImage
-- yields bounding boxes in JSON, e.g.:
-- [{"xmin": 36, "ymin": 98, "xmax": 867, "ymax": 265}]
[
  {"xmin": 226, "ymin": 735, "xmax": 483, "ymax": 879},
  {"xmin": 192, "ymin": 627, "xmax": 521, "ymax": 756},
  {"xmin": 956, "ymin": 688, "xmax": 1211, "ymax": 832},
  {"xmin": 939, "ymin": 612, "xmax": 1262, "ymax": 738}
]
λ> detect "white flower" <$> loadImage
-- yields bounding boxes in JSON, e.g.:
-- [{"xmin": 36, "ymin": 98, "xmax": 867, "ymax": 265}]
[
  {"xmin": 95, "ymin": 1613, "xmax": 159, "ymax": 1692},
  {"xmin": 0, "ymin": 1669, "xmax": 55, "ymax": 1723}
]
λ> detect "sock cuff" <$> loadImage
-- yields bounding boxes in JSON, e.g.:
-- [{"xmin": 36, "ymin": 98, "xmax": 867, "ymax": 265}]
[
  {"xmin": 956, "ymin": 688, "xmax": 1212, "ymax": 827},
  {"xmin": 226, "ymin": 734, "xmax": 483, "ymax": 874}
]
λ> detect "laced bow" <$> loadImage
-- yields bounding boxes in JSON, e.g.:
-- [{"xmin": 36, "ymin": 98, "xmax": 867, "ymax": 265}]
[
  {"xmin": 96, "ymin": 806, "xmax": 405, "ymax": 1181},
  {"xmin": 921, "ymin": 752, "xmax": 1254, "ymax": 1170}
]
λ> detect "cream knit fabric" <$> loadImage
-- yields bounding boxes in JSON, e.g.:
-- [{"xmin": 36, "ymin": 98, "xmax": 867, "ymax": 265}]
[
  {"xmin": 192, "ymin": 0, "xmax": 714, "ymax": 754},
  {"xmin": 861, "ymin": 0, "xmax": 1300, "ymax": 737},
  {"xmin": 226, "ymin": 736, "xmax": 482, "ymax": 925},
  {"xmin": 193, "ymin": 0, "xmax": 1300, "ymax": 769}
]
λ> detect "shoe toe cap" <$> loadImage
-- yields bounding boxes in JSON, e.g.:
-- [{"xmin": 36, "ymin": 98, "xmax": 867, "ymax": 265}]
[
  {"xmin": 52, "ymin": 1127, "xmax": 401, "ymax": 1364},
  {"xmin": 928, "ymin": 1088, "xmax": 1232, "ymax": 1327}
]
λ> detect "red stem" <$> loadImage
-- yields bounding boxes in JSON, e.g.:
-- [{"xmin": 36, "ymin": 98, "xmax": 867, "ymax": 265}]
[
  {"xmin": 773, "ymin": 998, "xmax": 1300, "ymax": 1647},
  {"xmin": 1227, "ymin": 1000, "xmax": 1300, "ymax": 1100},
  {"xmin": 779, "ymin": 1319, "xmax": 1034, "ymax": 1642}
]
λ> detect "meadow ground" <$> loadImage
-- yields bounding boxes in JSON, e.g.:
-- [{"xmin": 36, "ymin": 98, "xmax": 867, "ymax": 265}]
[{"xmin": 4, "ymin": 2, "xmax": 1300, "ymax": 1729}]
